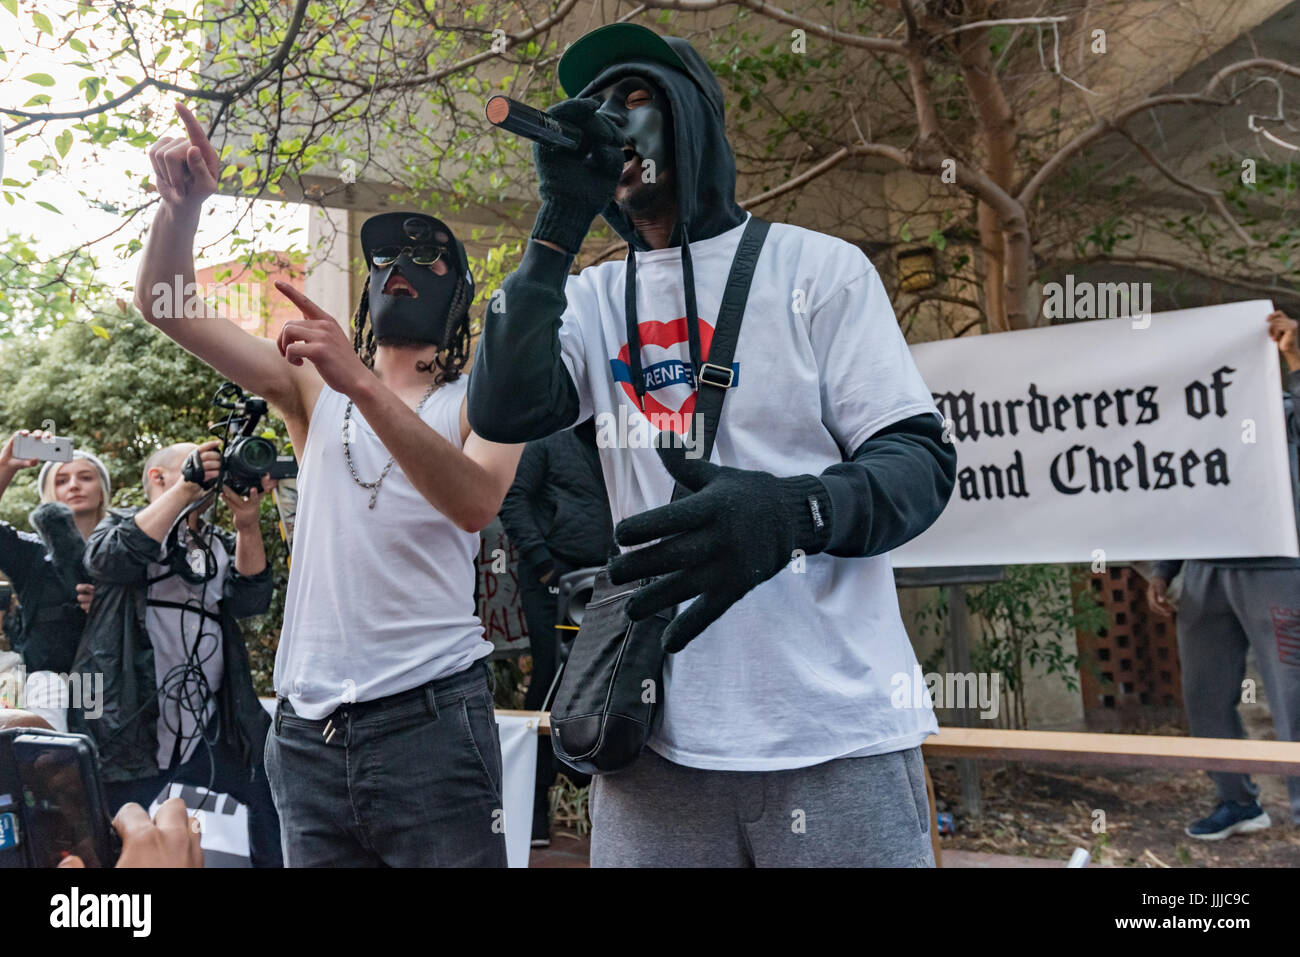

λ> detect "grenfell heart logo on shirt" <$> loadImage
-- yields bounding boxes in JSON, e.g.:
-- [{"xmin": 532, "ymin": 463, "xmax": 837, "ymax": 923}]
[{"xmin": 608, "ymin": 317, "xmax": 740, "ymax": 433}]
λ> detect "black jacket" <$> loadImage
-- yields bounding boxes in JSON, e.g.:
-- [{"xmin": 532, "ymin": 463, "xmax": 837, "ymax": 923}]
[
  {"xmin": 0, "ymin": 521, "xmax": 84, "ymax": 674},
  {"xmin": 74, "ymin": 507, "xmax": 272, "ymax": 783},
  {"xmin": 498, "ymin": 419, "xmax": 614, "ymax": 574}
]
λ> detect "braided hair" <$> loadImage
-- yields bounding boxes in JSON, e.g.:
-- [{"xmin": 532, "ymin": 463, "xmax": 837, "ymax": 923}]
[{"xmin": 350, "ymin": 271, "xmax": 473, "ymax": 386}]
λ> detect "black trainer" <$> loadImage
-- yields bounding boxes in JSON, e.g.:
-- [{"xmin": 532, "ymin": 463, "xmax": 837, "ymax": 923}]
[{"xmin": 1185, "ymin": 800, "xmax": 1271, "ymax": 840}]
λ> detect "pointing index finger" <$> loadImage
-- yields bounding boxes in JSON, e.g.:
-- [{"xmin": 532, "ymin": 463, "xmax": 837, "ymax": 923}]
[
  {"xmin": 174, "ymin": 102, "xmax": 219, "ymax": 173},
  {"xmin": 274, "ymin": 280, "xmax": 333, "ymax": 322}
]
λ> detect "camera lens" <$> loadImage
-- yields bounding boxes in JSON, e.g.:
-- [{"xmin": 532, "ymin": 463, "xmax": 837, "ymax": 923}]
[{"xmin": 234, "ymin": 437, "xmax": 276, "ymax": 472}]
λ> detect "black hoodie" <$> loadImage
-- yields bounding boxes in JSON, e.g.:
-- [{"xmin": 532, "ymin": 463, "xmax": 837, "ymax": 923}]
[
  {"xmin": 579, "ymin": 42, "xmax": 746, "ymax": 252},
  {"xmin": 467, "ymin": 38, "xmax": 956, "ymax": 560},
  {"xmin": 466, "ymin": 45, "xmax": 747, "ymax": 442}
]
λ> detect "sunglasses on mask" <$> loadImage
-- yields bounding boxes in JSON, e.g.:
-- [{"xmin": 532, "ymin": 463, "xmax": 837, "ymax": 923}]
[{"xmin": 370, "ymin": 244, "xmax": 447, "ymax": 268}]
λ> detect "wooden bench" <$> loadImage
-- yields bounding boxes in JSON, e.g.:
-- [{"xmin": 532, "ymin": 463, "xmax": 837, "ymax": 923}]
[
  {"xmin": 499, "ymin": 712, "xmax": 1300, "ymax": 866},
  {"xmin": 925, "ymin": 727, "xmax": 1300, "ymax": 775}
]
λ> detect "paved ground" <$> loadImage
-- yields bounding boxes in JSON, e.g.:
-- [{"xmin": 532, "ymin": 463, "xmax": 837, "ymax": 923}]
[
  {"xmin": 929, "ymin": 757, "xmax": 1300, "ymax": 868},
  {"xmin": 529, "ymin": 830, "xmax": 592, "ymax": 868}
]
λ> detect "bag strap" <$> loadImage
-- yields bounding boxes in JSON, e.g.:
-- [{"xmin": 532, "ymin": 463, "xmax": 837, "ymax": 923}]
[{"xmin": 668, "ymin": 214, "xmax": 771, "ymax": 501}]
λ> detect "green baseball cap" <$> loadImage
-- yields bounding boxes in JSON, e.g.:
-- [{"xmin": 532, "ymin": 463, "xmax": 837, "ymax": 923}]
[{"xmin": 558, "ymin": 23, "xmax": 693, "ymax": 98}]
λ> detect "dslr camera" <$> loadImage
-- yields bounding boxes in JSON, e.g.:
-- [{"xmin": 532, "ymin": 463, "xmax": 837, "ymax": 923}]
[{"xmin": 183, "ymin": 382, "xmax": 298, "ymax": 495}]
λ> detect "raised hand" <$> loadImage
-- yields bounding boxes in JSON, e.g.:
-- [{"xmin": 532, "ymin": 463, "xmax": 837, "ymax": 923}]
[
  {"xmin": 531, "ymin": 97, "xmax": 625, "ymax": 254},
  {"xmin": 179, "ymin": 439, "xmax": 223, "ymax": 499},
  {"xmin": 0, "ymin": 429, "xmax": 46, "ymax": 474},
  {"xmin": 1267, "ymin": 310, "xmax": 1300, "ymax": 364},
  {"xmin": 274, "ymin": 280, "xmax": 369, "ymax": 397},
  {"xmin": 221, "ymin": 475, "xmax": 273, "ymax": 531},
  {"xmin": 148, "ymin": 102, "xmax": 221, "ymax": 211}
]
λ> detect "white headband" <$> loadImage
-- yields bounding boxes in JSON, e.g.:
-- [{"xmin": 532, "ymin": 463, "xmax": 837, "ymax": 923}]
[{"xmin": 38, "ymin": 449, "xmax": 112, "ymax": 503}]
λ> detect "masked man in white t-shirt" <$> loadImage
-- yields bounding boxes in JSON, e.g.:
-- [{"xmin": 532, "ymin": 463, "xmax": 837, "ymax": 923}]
[
  {"xmin": 468, "ymin": 25, "xmax": 957, "ymax": 867},
  {"xmin": 132, "ymin": 104, "xmax": 522, "ymax": 866}
]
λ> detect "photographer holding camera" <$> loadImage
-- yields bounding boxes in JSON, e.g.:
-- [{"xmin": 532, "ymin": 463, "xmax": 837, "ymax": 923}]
[{"xmin": 75, "ymin": 439, "xmax": 282, "ymax": 867}]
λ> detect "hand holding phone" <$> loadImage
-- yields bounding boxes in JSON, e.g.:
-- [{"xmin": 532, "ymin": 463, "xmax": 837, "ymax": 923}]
[
  {"xmin": 1, "ymin": 430, "xmax": 74, "ymax": 473},
  {"xmin": 12, "ymin": 431, "xmax": 74, "ymax": 464},
  {"xmin": 58, "ymin": 799, "xmax": 203, "ymax": 869},
  {"xmin": 0, "ymin": 728, "xmax": 120, "ymax": 868}
]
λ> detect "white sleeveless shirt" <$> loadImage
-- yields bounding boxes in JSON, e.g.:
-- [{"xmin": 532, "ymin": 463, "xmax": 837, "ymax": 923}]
[{"xmin": 273, "ymin": 376, "xmax": 490, "ymax": 720}]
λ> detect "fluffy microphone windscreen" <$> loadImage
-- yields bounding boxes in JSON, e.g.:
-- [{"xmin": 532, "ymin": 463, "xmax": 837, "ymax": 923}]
[{"xmin": 28, "ymin": 502, "xmax": 89, "ymax": 589}]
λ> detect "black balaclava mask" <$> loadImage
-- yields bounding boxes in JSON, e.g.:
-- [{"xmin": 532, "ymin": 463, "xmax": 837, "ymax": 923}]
[
  {"xmin": 566, "ymin": 29, "xmax": 747, "ymax": 409},
  {"xmin": 360, "ymin": 212, "xmax": 471, "ymax": 347},
  {"xmin": 594, "ymin": 76, "xmax": 674, "ymax": 218}
]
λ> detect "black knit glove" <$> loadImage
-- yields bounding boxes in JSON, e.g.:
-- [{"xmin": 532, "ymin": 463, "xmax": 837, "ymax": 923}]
[
  {"xmin": 607, "ymin": 445, "xmax": 834, "ymax": 654},
  {"xmin": 531, "ymin": 97, "xmax": 625, "ymax": 255}
]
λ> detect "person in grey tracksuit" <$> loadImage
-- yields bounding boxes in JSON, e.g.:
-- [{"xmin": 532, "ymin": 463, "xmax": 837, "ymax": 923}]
[{"xmin": 1147, "ymin": 309, "xmax": 1300, "ymax": 840}]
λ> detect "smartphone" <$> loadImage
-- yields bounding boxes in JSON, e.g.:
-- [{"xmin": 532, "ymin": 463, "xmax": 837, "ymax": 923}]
[
  {"xmin": 12, "ymin": 433, "xmax": 74, "ymax": 463},
  {"xmin": 0, "ymin": 728, "xmax": 120, "ymax": 868}
]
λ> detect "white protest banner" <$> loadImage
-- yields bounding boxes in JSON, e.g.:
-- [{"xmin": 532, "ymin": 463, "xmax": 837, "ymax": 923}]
[
  {"xmin": 893, "ymin": 300, "xmax": 1298, "ymax": 567},
  {"xmin": 494, "ymin": 713, "xmax": 540, "ymax": 868}
]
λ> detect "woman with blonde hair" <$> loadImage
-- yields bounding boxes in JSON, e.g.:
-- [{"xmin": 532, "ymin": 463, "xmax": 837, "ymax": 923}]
[
  {"xmin": 36, "ymin": 443, "xmax": 113, "ymax": 537},
  {"xmin": 0, "ymin": 429, "xmax": 110, "ymax": 697}
]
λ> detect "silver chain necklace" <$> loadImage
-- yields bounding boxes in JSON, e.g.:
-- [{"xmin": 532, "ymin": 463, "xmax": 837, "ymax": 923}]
[{"xmin": 342, "ymin": 382, "xmax": 438, "ymax": 509}]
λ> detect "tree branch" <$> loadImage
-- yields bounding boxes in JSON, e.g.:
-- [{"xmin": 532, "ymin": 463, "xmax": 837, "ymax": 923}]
[
  {"xmin": 1050, "ymin": 253, "xmax": 1299, "ymax": 304},
  {"xmin": 1112, "ymin": 127, "xmax": 1260, "ymax": 248},
  {"xmin": 1018, "ymin": 58, "xmax": 1300, "ymax": 208},
  {"xmin": 3, "ymin": 0, "xmax": 313, "ymax": 134},
  {"xmin": 637, "ymin": 0, "xmax": 905, "ymax": 53}
]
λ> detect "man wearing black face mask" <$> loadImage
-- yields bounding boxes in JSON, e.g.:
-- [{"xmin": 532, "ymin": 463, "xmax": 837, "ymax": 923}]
[
  {"xmin": 469, "ymin": 26, "xmax": 956, "ymax": 867},
  {"xmin": 133, "ymin": 104, "xmax": 523, "ymax": 866}
]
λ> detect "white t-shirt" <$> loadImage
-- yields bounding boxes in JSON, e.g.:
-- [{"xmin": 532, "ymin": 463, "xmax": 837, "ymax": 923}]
[
  {"xmin": 558, "ymin": 214, "xmax": 941, "ymax": 771},
  {"xmin": 274, "ymin": 376, "xmax": 491, "ymax": 720},
  {"xmin": 146, "ymin": 524, "xmax": 228, "ymax": 768}
]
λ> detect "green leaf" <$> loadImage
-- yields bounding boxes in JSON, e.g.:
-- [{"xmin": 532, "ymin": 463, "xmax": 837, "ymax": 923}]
[
  {"xmin": 90, "ymin": 325, "xmax": 110, "ymax": 339},
  {"xmin": 35, "ymin": 200, "xmax": 61, "ymax": 213},
  {"xmin": 22, "ymin": 94, "xmax": 51, "ymax": 107},
  {"xmin": 31, "ymin": 10, "xmax": 52, "ymax": 33},
  {"xmin": 154, "ymin": 44, "xmax": 171, "ymax": 64},
  {"xmin": 55, "ymin": 130, "xmax": 72, "ymax": 158},
  {"xmin": 1, "ymin": 0, "xmax": 17, "ymax": 17},
  {"xmin": 68, "ymin": 37, "xmax": 87, "ymax": 54},
  {"xmin": 24, "ymin": 73, "xmax": 56, "ymax": 87}
]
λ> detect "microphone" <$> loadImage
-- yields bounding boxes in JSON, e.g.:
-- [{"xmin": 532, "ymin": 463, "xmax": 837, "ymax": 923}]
[
  {"xmin": 485, "ymin": 95, "xmax": 585, "ymax": 151},
  {"xmin": 29, "ymin": 502, "xmax": 90, "ymax": 592}
]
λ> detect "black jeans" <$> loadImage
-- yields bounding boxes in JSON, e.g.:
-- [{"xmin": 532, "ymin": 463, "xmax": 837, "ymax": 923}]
[
  {"xmin": 104, "ymin": 715, "xmax": 283, "ymax": 868},
  {"xmin": 263, "ymin": 661, "xmax": 507, "ymax": 867}
]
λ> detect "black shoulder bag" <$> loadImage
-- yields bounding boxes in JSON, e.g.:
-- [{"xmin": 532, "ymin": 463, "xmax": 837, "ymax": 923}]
[{"xmin": 548, "ymin": 215, "xmax": 771, "ymax": 775}]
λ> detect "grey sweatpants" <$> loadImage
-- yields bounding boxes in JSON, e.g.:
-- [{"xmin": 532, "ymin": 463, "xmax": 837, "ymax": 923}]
[
  {"xmin": 589, "ymin": 745, "xmax": 934, "ymax": 867},
  {"xmin": 1177, "ymin": 561, "xmax": 1300, "ymax": 823}
]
